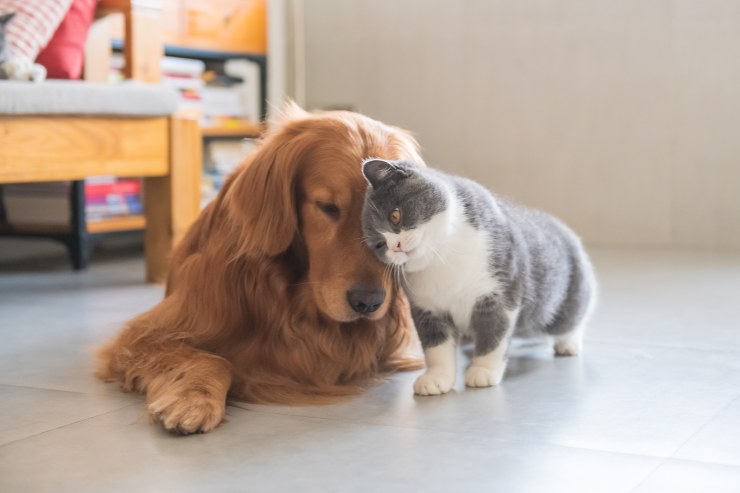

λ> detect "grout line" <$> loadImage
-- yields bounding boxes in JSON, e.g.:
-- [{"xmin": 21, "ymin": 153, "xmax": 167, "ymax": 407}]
[
  {"xmin": 583, "ymin": 338, "xmax": 740, "ymax": 355},
  {"xmin": 627, "ymin": 456, "xmax": 671, "ymax": 493},
  {"xmin": 0, "ymin": 402, "xmax": 139, "ymax": 449},
  {"xmin": 0, "ymin": 381, "xmax": 128, "ymax": 398},
  {"xmin": 628, "ymin": 393, "xmax": 740, "ymax": 492},
  {"xmin": 667, "ymin": 393, "xmax": 740, "ymax": 459}
]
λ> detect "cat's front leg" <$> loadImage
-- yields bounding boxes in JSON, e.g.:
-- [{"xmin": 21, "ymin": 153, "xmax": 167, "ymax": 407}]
[
  {"xmin": 465, "ymin": 294, "xmax": 518, "ymax": 388},
  {"xmin": 411, "ymin": 306, "xmax": 457, "ymax": 396}
]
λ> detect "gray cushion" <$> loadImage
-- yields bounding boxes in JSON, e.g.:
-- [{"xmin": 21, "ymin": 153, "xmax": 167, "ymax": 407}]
[{"xmin": 0, "ymin": 80, "xmax": 179, "ymax": 116}]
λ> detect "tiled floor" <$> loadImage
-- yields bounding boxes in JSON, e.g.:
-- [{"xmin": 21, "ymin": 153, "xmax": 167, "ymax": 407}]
[{"xmin": 1, "ymin": 248, "xmax": 739, "ymax": 493}]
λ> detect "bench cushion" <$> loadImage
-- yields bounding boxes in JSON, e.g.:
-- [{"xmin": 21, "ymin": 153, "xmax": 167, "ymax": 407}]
[{"xmin": 0, "ymin": 80, "xmax": 179, "ymax": 116}]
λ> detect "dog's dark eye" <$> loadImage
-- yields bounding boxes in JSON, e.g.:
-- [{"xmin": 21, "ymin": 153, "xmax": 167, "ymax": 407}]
[
  {"xmin": 317, "ymin": 202, "xmax": 340, "ymax": 220},
  {"xmin": 375, "ymin": 240, "xmax": 386, "ymax": 250}
]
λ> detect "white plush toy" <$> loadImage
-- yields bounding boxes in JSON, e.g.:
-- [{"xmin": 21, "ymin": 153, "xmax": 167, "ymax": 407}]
[{"xmin": 0, "ymin": 12, "xmax": 47, "ymax": 82}]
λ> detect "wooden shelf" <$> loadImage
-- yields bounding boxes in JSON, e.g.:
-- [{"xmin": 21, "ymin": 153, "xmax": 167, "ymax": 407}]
[
  {"xmin": 201, "ymin": 123, "xmax": 262, "ymax": 138},
  {"xmin": 87, "ymin": 215, "xmax": 146, "ymax": 233}
]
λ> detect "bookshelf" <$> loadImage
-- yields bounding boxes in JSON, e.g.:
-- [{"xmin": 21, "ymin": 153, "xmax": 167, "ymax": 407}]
[
  {"xmin": 202, "ymin": 122, "xmax": 263, "ymax": 138},
  {"xmin": 87, "ymin": 215, "xmax": 146, "ymax": 234}
]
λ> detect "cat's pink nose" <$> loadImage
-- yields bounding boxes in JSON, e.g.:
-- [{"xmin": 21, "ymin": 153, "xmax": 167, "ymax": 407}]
[{"xmin": 392, "ymin": 241, "xmax": 403, "ymax": 252}]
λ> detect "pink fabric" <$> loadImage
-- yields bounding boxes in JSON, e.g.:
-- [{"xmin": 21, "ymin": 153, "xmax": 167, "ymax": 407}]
[
  {"xmin": 36, "ymin": 0, "xmax": 98, "ymax": 79},
  {"xmin": 0, "ymin": 0, "xmax": 73, "ymax": 59}
]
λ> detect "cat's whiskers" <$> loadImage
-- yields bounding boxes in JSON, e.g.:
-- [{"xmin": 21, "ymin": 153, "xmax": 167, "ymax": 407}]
[
  {"xmin": 383, "ymin": 263, "xmax": 393, "ymax": 289},
  {"xmin": 368, "ymin": 201, "xmax": 381, "ymax": 216},
  {"xmin": 395, "ymin": 264, "xmax": 412, "ymax": 295},
  {"xmin": 427, "ymin": 244, "xmax": 448, "ymax": 266}
]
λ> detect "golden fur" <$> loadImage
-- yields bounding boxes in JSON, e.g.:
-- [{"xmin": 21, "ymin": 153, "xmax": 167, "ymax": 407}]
[{"xmin": 96, "ymin": 104, "xmax": 424, "ymax": 434}]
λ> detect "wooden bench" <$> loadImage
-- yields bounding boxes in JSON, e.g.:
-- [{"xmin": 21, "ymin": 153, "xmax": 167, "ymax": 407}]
[{"xmin": 0, "ymin": 81, "xmax": 201, "ymax": 282}]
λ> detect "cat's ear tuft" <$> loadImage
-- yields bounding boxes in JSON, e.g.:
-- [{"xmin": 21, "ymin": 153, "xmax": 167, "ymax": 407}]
[{"xmin": 362, "ymin": 158, "xmax": 402, "ymax": 188}]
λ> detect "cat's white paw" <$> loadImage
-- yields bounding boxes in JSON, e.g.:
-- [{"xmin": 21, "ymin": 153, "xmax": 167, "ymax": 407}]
[
  {"xmin": 464, "ymin": 366, "xmax": 503, "ymax": 388},
  {"xmin": 554, "ymin": 340, "xmax": 580, "ymax": 356},
  {"xmin": 554, "ymin": 334, "xmax": 582, "ymax": 356},
  {"xmin": 413, "ymin": 371, "xmax": 454, "ymax": 396}
]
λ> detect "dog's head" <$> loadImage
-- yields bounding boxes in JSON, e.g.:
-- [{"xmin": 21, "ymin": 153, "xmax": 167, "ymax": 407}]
[{"xmin": 225, "ymin": 103, "xmax": 423, "ymax": 323}]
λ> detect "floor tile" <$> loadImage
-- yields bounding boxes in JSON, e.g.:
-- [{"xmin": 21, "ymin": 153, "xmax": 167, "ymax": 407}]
[
  {"xmin": 0, "ymin": 385, "xmax": 134, "ymax": 446},
  {"xmin": 0, "ymin": 404, "xmax": 661, "ymax": 493},
  {"xmin": 673, "ymin": 395, "xmax": 740, "ymax": 467},
  {"xmin": 246, "ymin": 340, "xmax": 740, "ymax": 457},
  {"xmin": 632, "ymin": 459, "xmax": 740, "ymax": 493},
  {"xmin": 587, "ymin": 249, "xmax": 740, "ymax": 351}
]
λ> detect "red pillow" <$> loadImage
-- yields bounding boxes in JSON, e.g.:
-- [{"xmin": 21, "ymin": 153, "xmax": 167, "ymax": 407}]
[{"xmin": 35, "ymin": 0, "xmax": 98, "ymax": 79}]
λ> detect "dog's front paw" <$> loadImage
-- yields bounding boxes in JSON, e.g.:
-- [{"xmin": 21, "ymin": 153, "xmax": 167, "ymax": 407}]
[
  {"xmin": 414, "ymin": 371, "xmax": 454, "ymax": 396},
  {"xmin": 464, "ymin": 366, "xmax": 503, "ymax": 388},
  {"xmin": 148, "ymin": 389, "xmax": 226, "ymax": 434}
]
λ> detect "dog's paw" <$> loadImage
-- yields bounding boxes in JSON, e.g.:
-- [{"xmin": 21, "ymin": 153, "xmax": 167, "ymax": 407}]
[
  {"xmin": 413, "ymin": 371, "xmax": 454, "ymax": 396},
  {"xmin": 148, "ymin": 389, "xmax": 226, "ymax": 434},
  {"xmin": 464, "ymin": 366, "xmax": 503, "ymax": 388}
]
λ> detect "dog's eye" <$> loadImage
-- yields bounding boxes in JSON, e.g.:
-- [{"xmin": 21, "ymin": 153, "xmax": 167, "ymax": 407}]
[
  {"xmin": 317, "ymin": 202, "xmax": 340, "ymax": 220},
  {"xmin": 375, "ymin": 240, "xmax": 386, "ymax": 250}
]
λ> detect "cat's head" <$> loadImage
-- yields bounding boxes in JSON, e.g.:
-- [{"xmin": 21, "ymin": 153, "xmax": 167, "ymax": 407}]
[{"xmin": 361, "ymin": 158, "xmax": 450, "ymax": 272}]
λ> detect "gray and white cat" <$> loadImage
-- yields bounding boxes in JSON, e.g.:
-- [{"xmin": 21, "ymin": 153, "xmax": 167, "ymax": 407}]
[{"xmin": 361, "ymin": 159, "xmax": 596, "ymax": 396}]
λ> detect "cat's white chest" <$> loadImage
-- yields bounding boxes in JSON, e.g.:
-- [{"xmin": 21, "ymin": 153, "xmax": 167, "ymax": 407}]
[{"xmin": 405, "ymin": 221, "xmax": 499, "ymax": 331}]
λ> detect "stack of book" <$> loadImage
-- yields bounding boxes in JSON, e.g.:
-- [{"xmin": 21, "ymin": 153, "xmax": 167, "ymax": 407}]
[
  {"xmin": 84, "ymin": 178, "xmax": 143, "ymax": 221},
  {"xmin": 110, "ymin": 55, "xmax": 206, "ymax": 119},
  {"xmin": 202, "ymin": 138, "xmax": 258, "ymax": 207},
  {"xmin": 1, "ymin": 178, "xmax": 144, "ymax": 228},
  {"xmin": 161, "ymin": 56, "xmax": 206, "ymax": 119},
  {"xmin": 201, "ymin": 58, "xmax": 261, "ymax": 129}
]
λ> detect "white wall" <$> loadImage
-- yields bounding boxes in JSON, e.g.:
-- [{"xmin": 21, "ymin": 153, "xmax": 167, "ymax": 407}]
[{"xmin": 302, "ymin": 0, "xmax": 740, "ymax": 250}]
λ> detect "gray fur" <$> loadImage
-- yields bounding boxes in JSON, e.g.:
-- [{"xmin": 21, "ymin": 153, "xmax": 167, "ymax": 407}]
[
  {"xmin": 411, "ymin": 305, "xmax": 457, "ymax": 348},
  {"xmin": 361, "ymin": 158, "xmax": 596, "ymax": 360},
  {"xmin": 469, "ymin": 293, "xmax": 510, "ymax": 356},
  {"xmin": 362, "ymin": 159, "xmax": 447, "ymax": 237},
  {"xmin": 0, "ymin": 13, "xmax": 14, "ymax": 64}
]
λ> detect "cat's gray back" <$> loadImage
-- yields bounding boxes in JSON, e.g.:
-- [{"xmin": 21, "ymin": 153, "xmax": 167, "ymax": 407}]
[{"xmin": 420, "ymin": 166, "xmax": 595, "ymax": 337}]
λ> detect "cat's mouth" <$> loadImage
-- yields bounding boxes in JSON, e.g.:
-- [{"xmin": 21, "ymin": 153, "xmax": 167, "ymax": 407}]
[{"xmin": 386, "ymin": 248, "xmax": 416, "ymax": 266}]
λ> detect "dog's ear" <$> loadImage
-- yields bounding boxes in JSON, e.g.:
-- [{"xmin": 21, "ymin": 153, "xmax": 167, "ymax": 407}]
[{"xmin": 226, "ymin": 124, "xmax": 313, "ymax": 258}]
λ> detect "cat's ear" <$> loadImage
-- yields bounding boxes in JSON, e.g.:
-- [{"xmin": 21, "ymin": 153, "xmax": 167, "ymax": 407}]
[
  {"xmin": 362, "ymin": 158, "xmax": 407, "ymax": 188},
  {"xmin": 0, "ymin": 13, "xmax": 16, "ymax": 26}
]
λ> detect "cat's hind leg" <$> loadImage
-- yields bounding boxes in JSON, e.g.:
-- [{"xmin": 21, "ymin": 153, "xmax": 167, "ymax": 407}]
[
  {"xmin": 548, "ymin": 251, "xmax": 597, "ymax": 356},
  {"xmin": 552, "ymin": 293, "xmax": 596, "ymax": 356},
  {"xmin": 465, "ymin": 294, "xmax": 518, "ymax": 388},
  {"xmin": 411, "ymin": 307, "xmax": 457, "ymax": 396},
  {"xmin": 553, "ymin": 324, "xmax": 584, "ymax": 356}
]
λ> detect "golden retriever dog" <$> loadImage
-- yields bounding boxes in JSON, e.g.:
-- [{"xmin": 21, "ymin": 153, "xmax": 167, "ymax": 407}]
[{"xmin": 96, "ymin": 104, "xmax": 424, "ymax": 434}]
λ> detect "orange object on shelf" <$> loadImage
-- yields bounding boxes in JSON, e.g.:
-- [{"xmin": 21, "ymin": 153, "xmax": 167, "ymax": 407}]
[
  {"xmin": 201, "ymin": 121, "xmax": 262, "ymax": 137},
  {"xmin": 108, "ymin": 0, "xmax": 266, "ymax": 55},
  {"xmin": 167, "ymin": 0, "xmax": 266, "ymax": 54}
]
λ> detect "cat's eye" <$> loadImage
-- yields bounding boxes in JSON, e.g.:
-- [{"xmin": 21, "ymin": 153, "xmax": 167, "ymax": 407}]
[
  {"xmin": 389, "ymin": 208, "xmax": 401, "ymax": 225},
  {"xmin": 375, "ymin": 240, "xmax": 386, "ymax": 250},
  {"xmin": 317, "ymin": 202, "xmax": 340, "ymax": 220}
]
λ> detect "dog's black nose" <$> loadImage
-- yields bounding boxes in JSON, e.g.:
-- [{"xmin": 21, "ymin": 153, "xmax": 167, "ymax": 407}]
[{"xmin": 347, "ymin": 288, "xmax": 386, "ymax": 315}]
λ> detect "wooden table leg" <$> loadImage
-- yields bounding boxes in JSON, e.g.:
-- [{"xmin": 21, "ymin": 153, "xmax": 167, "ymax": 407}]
[{"xmin": 144, "ymin": 116, "xmax": 202, "ymax": 283}]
